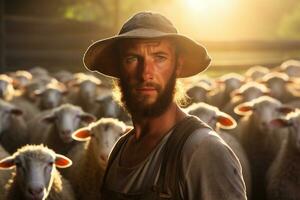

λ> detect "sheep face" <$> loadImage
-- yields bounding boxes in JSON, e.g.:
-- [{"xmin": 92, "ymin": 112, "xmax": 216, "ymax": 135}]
[
  {"xmin": 0, "ymin": 100, "xmax": 23, "ymax": 136},
  {"xmin": 36, "ymin": 88, "xmax": 65, "ymax": 110},
  {"xmin": 43, "ymin": 105, "xmax": 96, "ymax": 143},
  {"xmin": 0, "ymin": 145, "xmax": 72, "ymax": 200},
  {"xmin": 91, "ymin": 122, "xmax": 125, "ymax": 166},
  {"xmin": 73, "ymin": 119, "xmax": 126, "ymax": 166},
  {"xmin": 96, "ymin": 95, "xmax": 120, "ymax": 118},
  {"xmin": 235, "ymin": 96, "xmax": 294, "ymax": 134},
  {"xmin": 79, "ymin": 80, "xmax": 99, "ymax": 101},
  {"xmin": 186, "ymin": 85, "xmax": 209, "ymax": 103}
]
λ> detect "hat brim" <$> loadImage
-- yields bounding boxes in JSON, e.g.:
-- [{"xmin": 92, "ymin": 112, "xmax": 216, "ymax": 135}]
[{"xmin": 83, "ymin": 28, "xmax": 211, "ymax": 79}]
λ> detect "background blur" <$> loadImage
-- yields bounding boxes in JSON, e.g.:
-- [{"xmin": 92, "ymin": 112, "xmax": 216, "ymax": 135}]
[{"xmin": 1, "ymin": 0, "xmax": 300, "ymax": 76}]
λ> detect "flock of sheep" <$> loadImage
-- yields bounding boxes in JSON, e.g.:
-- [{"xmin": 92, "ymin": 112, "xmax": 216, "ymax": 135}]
[{"xmin": 0, "ymin": 59, "xmax": 300, "ymax": 200}]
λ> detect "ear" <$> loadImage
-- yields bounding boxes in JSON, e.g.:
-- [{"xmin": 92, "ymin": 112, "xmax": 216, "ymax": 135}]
[
  {"xmin": 278, "ymin": 106, "xmax": 295, "ymax": 115},
  {"xmin": 269, "ymin": 118, "xmax": 290, "ymax": 129},
  {"xmin": 42, "ymin": 114, "xmax": 56, "ymax": 123},
  {"xmin": 80, "ymin": 113, "xmax": 96, "ymax": 124},
  {"xmin": 217, "ymin": 112, "xmax": 237, "ymax": 129},
  {"xmin": 0, "ymin": 156, "xmax": 15, "ymax": 169},
  {"xmin": 72, "ymin": 128, "xmax": 91, "ymax": 141},
  {"xmin": 230, "ymin": 90, "xmax": 242, "ymax": 98},
  {"xmin": 55, "ymin": 154, "xmax": 72, "ymax": 168},
  {"xmin": 263, "ymin": 91, "xmax": 272, "ymax": 96},
  {"xmin": 10, "ymin": 108, "xmax": 23, "ymax": 116},
  {"xmin": 234, "ymin": 102, "xmax": 253, "ymax": 116},
  {"xmin": 33, "ymin": 89, "xmax": 43, "ymax": 97},
  {"xmin": 175, "ymin": 54, "xmax": 184, "ymax": 77}
]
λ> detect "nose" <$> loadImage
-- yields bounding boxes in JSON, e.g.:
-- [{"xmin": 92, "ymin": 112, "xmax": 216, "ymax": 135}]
[
  {"xmin": 61, "ymin": 129, "xmax": 71, "ymax": 136},
  {"xmin": 141, "ymin": 59, "xmax": 154, "ymax": 81},
  {"xmin": 28, "ymin": 186, "xmax": 43, "ymax": 197}
]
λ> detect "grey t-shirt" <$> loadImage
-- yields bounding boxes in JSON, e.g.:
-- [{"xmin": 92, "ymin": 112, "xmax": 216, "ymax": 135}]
[{"xmin": 104, "ymin": 128, "xmax": 247, "ymax": 200}]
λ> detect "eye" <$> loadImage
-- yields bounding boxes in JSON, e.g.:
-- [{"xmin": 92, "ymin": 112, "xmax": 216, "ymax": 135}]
[
  {"xmin": 48, "ymin": 161, "xmax": 54, "ymax": 166},
  {"xmin": 154, "ymin": 55, "xmax": 167, "ymax": 62},
  {"xmin": 124, "ymin": 56, "xmax": 138, "ymax": 64},
  {"xmin": 15, "ymin": 161, "xmax": 21, "ymax": 168}
]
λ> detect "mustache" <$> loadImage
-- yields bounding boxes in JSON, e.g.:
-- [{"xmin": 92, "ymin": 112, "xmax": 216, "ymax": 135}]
[{"xmin": 134, "ymin": 82, "xmax": 161, "ymax": 91}]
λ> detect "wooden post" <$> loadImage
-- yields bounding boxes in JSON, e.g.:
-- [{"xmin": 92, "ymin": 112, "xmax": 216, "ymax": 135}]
[{"xmin": 0, "ymin": 0, "xmax": 5, "ymax": 72}]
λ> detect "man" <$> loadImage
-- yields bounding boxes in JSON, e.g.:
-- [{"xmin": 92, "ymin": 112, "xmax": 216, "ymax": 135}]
[{"xmin": 84, "ymin": 11, "xmax": 247, "ymax": 200}]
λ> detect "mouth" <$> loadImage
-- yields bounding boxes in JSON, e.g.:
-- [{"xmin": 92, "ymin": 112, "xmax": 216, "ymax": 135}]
[{"xmin": 136, "ymin": 87, "xmax": 157, "ymax": 94}]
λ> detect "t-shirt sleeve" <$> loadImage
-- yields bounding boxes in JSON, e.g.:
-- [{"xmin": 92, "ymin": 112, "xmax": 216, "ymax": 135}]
[{"xmin": 180, "ymin": 128, "xmax": 247, "ymax": 200}]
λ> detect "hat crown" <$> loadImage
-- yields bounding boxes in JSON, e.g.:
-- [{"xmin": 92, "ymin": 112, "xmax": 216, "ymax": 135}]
[{"xmin": 119, "ymin": 12, "xmax": 178, "ymax": 34}]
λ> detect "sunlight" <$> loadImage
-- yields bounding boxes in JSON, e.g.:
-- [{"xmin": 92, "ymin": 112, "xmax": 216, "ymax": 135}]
[{"xmin": 186, "ymin": 0, "xmax": 234, "ymax": 14}]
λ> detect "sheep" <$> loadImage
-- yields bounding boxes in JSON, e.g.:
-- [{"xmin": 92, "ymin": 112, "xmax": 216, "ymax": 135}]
[
  {"xmin": 95, "ymin": 92, "xmax": 131, "ymax": 123},
  {"xmin": 279, "ymin": 59, "xmax": 300, "ymax": 77},
  {"xmin": 185, "ymin": 82, "xmax": 212, "ymax": 105},
  {"xmin": 65, "ymin": 118, "xmax": 128, "ymax": 200},
  {"xmin": 186, "ymin": 102, "xmax": 251, "ymax": 198},
  {"xmin": 244, "ymin": 65, "xmax": 270, "ymax": 81},
  {"xmin": 28, "ymin": 104, "xmax": 96, "ymax": 155},
  {"xmin": 52, "ymin": 70, "xmax": 74, "ymax": 84},
  {"xmin": 0, "ymin": 145, "xmax": 10, "ymax": 199},
  {"xmin": 0, "ymin": 74, "xmax": 16, "ymax": 101},
  {"xmin": 233, "ymin": 96, "xmax": 294, "ymax": 200},
  {"xmin": 67, "ymin": 73, "xmax": 104, "ymax": 115},
  {"xmin": 33, "ymin": 81, "xmax": 68, "ymax": 110},
  {"xmin": 10, "ymin": 70, "xmax": 33, "ymax": 90},
  {"xmin": 223, "ymin": 81, "xmax": 271, "ymax": 120},
  {"xmin": 266, "ymin": 110, "xmax": 300, "ymax": 199},
  {"xmin": 0, "ymin": 99, "xmax": 28, "ymax": 154},
  {"xmin": 260, "ymin": 72, "xmax": 300, "ymax": 103},
  {"xmin": 29, "ymin": 66, "xmax": 49, "ymax": 79},
  {"xmin": 0, "ymin": 144, "xmax": 75, "ymax": 200},
  {"xmin": 209, "ymin": 73, "xmax": 246, "ymax": 108}
]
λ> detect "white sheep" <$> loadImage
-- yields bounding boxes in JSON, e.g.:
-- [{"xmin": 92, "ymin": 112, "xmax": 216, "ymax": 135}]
[
  {"xmin": 0, "ymin": 99, "xmax": 28, "ymax": 154},
  {"xmin": 223, "ymin": 81, "xmax": 271, "ymax": 120},
  {"xmin": 260, "ymin": 72, "xmax": 300, "ymax": 103},
  {"xmin": 0, "ymin": 144, "xmax": 75, "ymax": 200},
  {"xmin": 209, "ymin": 73, "xmax": 246, "ymax": 108},
  {"xmin": 244, "ymin": 65, "xmax": 270, "ymax": 81},
  {"xmin": 266, "ymin": 109, "xmax": 300, "ymax": 199},
  {"xmin": 66, "ymin": 118, "xmax": 127, "ymax": 200},
  {"xmin": 279, "ymin": 59, "xmax": 300, "ymax": 77},
  {"xmin": 33, "ymin": 81, "xmax": 68, "ymax": 110},
  {"xmin": 28, "ymin": 104, "xmax": 96, "ymax": 155},
  {"xmin": 233, "ymin": 96, "xmax": 294, "ymax": 200}
]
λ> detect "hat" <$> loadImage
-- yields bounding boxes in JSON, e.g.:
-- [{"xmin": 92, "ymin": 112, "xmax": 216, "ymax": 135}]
[{"xmin": 83, "ymin": 11, "xmax": 211, "ymax": 79}]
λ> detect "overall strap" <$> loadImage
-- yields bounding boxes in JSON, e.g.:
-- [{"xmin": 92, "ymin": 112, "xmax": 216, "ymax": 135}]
[
  {"xmin": 156, "ymin": 116, "xmax": 211, "ymax": 199},
  {"xmin": 101, "ymin": 129, "xmax": 134, "ymax": 191}
]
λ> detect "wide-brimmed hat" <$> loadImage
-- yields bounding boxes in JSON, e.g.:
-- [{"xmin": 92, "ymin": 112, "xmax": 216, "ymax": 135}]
[{"xmin": 83, "ymin": 11, "xmax": 211, "ymax": 79}]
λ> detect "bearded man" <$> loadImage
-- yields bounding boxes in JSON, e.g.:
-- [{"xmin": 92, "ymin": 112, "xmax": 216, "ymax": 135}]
[{"xmin": 83, "ymin": 11, "xmax": 247, "ymax": 200}]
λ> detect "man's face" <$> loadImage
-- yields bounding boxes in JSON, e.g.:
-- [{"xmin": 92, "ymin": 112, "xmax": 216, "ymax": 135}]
[{"xmin": 118, "ymin": 38, "xmax": 181, "ymax": 117}]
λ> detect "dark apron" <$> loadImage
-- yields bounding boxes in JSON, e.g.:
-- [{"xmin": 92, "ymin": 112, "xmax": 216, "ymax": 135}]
[{"xmin": 101, "ymin": 116, "xmax": 211, "ymax": 200}]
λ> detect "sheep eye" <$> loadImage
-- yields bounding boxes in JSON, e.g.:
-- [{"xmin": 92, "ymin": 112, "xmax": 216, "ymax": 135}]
[{"xmin": 48, "ymin": 161, "xmax": 54, "ymax": 166}]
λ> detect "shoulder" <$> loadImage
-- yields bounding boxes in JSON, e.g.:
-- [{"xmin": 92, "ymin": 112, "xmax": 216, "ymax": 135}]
[{"xmin": 182, "ymin": 128, "xmax": 233, "ymax": 161}]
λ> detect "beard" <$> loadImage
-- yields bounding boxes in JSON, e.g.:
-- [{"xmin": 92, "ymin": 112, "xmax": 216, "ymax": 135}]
[{"xmin": 118, "ymin": 70, "xmax": 177, "ymax": 118}]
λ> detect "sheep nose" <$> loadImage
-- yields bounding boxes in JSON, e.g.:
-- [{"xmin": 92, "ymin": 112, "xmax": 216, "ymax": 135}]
[
  {"xmin": 28, "ymin": 186, "xmax": 43, "ymax": 196},
  {"xmin": 61, "ymin": 130, "xmax": 71, "ymax": 136}
]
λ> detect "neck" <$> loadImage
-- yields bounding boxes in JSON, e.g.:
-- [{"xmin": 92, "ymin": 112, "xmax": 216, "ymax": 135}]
[{"xmin": 131, "ymin": 102, "xmax": 187, "ymax": 140}]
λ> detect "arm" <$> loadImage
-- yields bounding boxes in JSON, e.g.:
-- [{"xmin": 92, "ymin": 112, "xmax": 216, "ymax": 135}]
[{"xmin": 181, "ymin": 129, "xmax": 247, "ymax": 200}]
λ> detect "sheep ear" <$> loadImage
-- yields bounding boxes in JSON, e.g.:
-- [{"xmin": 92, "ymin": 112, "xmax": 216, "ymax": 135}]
[
  {"xmin": 55, "ymin": 154, "xmax": 72, "ymax": 168},
  {"xmin": 42, "ymin": 114, "xmax": 56, "ymax": 123},
  {"xmin": 269, "ymin": 118, "xmax": 290, "ymax": 128},
  {"xmin": 72, "ymin": 128, "xmax": 91, "ymax": 141},
  {"xmin": 278, "ymin": 106, "xmax": 295, "ymax": 115},
  {"xmin": 10, "ymin": 108, "xmax": 23, "ymax": 116},
  {"xmin": 217, "ymin": 112, "xmax": 237, "ymax": 129},
  {"xmin": 33, "ymin": 89, "xmax": 43, "ymax": 97},
  {"xmin": 0, "ymin": 156, "xmax": 15, "ymax": 169},
  {"xmin": 80, "ymin": 113, "xmax": 96, "ymax": 124},
  {"xmin": 234, "ymin": 103, "xmax": 253, "ymax": 116}
]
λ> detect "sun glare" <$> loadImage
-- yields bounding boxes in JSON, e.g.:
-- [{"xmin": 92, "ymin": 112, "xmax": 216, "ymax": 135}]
[{"xmin": 186, "ymin": 0, "xmax": 233, "ymax": 14}]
